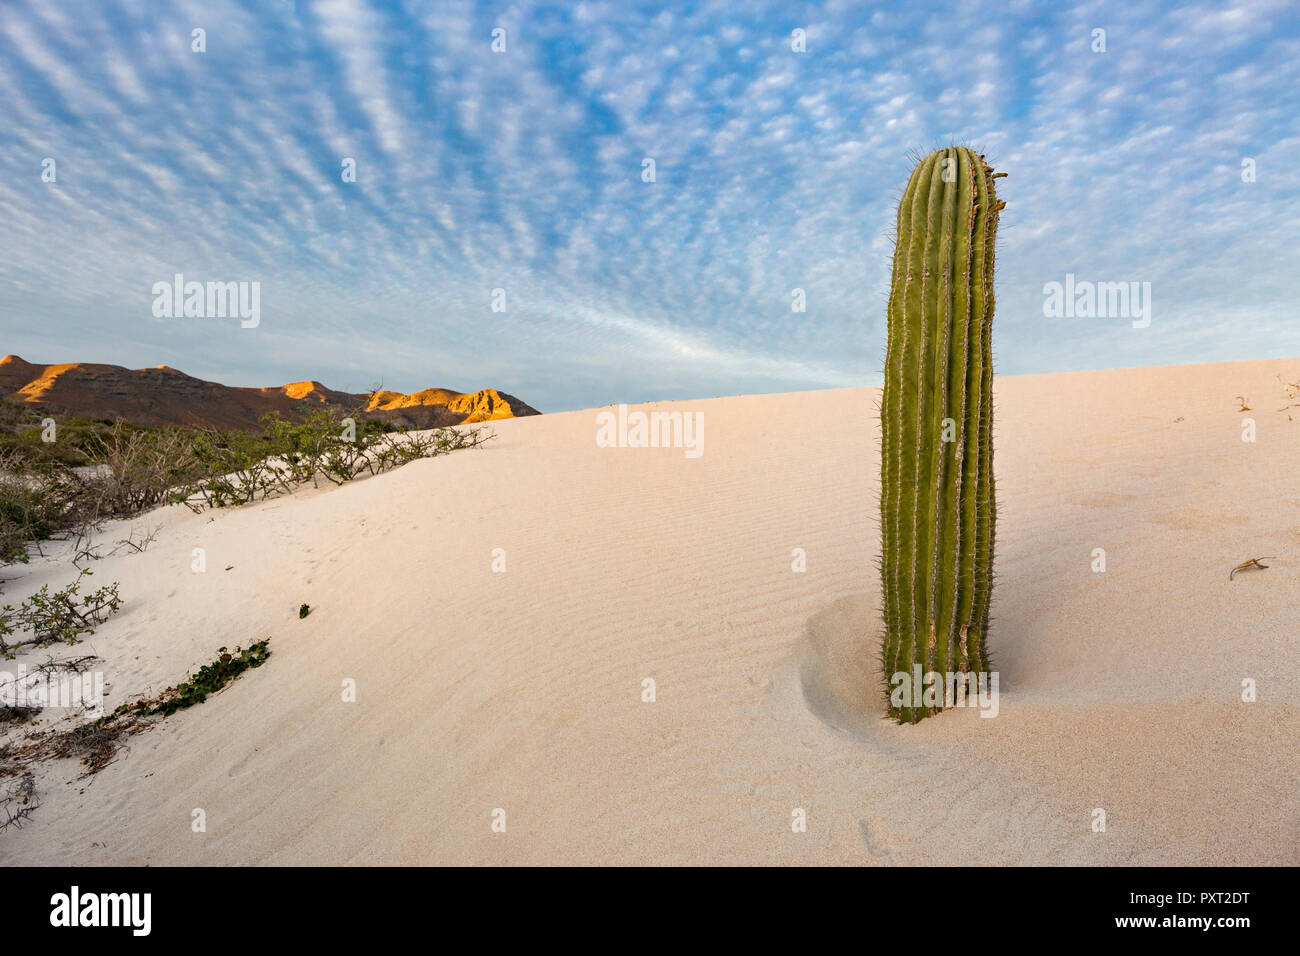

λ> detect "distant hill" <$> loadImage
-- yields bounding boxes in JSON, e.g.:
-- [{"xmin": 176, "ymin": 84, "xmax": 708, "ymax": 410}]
[{"xmin": 0, "ymin": 355, "xmax": 540, "ymax": 430}]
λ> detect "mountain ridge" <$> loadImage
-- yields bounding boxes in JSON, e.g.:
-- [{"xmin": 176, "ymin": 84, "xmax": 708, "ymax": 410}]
[{"xmin": 0, "ymin": 355, "xmax": 540, "ymax": 430}]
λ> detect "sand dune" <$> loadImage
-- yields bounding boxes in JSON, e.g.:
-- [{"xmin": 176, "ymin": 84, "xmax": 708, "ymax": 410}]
[{"xmin": 1, "ymin": 357, "xmax": 1296, "ymax": 865}]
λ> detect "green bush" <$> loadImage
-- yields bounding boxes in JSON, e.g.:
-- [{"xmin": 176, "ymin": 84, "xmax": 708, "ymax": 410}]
[
  {"xmin": 0, "ymin": 458, "xmax": 77, "ymax": 564},
  {"xmin": 0, "ymin": 568, "xmax": 123, "ymax": 659},
  {"xmin": 146, "ymin": 640, "xmax": 271, "ymax": 717},
  {"xmin": 170, "ymin": 409, "xmax": 490, "ymax": 511},
  {"xmin": 0, "ymin": 406, "xmax": 491, "ymax": 565}
]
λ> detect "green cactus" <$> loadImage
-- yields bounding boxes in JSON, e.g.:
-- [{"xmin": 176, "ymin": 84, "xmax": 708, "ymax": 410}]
[{"xmin": 879, "ymin": 146, "xmax": 1004, "ymax": 723}]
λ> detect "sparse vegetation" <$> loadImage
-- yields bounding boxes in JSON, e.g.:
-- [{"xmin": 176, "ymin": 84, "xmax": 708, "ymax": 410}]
[
  {"xmin": 0, "ymin": 401, "xmax": 491, "ymax": 566},
  {"xmin": 0, "ymin": 705, "xmax": 41, "ymax": 726},
  {"xmin": 1276, "ymin": 375, "xmax": 1300, "ymax": 419},
  {"xmin": 0, "ymin": 454, "xmax": 74, "ymax": 564},
  {"xmin": 169, "ymin": 409, "xmax": 491, "ymax": 512},
  {"xmin": 0, "ymin": 772, "xmax": 38, "ymax": 831},
  {"xmin": 0, "ymin": 402, "xmax": 151, "ymax": 467},
  {"xmin": 0, "ymin": 422, "xmax": 203, "ymax": 564},
  {"xmin": 144, "ymin": 640, "xmax": 271, "ymax": 717},
  {"xmin": 0, "ymin": 640, "xmax": 271, "ymax": 782},
  {"xmin": 0, "ymin": 395, "xmax": 480, "ymax": 816},
  {"xmin": 0, "ymin": 568, "xmax": 123, "ymax": 659}
]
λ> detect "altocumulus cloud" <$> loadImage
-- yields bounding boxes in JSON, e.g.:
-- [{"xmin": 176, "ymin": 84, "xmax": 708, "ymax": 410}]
[{"xmin": 0, "ymin": 0, "xmax": 1297, "ymax": 411}]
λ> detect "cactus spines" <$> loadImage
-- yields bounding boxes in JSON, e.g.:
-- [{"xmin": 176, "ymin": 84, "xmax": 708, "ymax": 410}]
[{"xmin": 880, "ymin": 146, "xmax": 1002, "ymax": 724}]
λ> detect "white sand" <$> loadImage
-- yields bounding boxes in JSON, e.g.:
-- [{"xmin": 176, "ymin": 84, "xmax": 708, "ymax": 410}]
[{"xmin": 1, "ymin": 357, "xmax": 1296, "ymax": 865}]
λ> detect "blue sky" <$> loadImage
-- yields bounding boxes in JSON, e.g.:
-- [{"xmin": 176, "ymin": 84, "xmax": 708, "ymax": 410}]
[{"xmin": 1, "ymin": 0, "xmax": 1298, "ymax": 412}]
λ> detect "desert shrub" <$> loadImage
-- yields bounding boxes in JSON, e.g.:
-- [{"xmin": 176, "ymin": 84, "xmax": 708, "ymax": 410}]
[
  {"xmin": 166, "ymin": 426, "xmax": 291, "ymax": 510},
  {"xmin": 0, "ymin": 772, "xmax": 38, "ymax": 831},
  {"xmin": 78, "ymin": 425, "xmax": 205, "ymax": 517},
  {"xmin": 170, "ymin": 410, "xmax": 491, "ymax": 510},
  {"xmin": 264, "ymin": 409, "xmax": 367, "ymax": 486},
  {"xmin": 0, "ymin": 455, "xmax": 82, "ymax": 564},
  {"xmin": 0, "ymin": 406, "xmax": 491, "ymax": 561},
  {"xmin": 0, "ymin": 403, "xmax": 136, "ymax": 468},
  {"xmin": 0, "ymin": 705, "xmax": 41, "ymax": 726},
  {"xmin": 0, "ymin": 568, "xmax": 123, "ymax": 659},
  {"xmin": 1, "ymin": 423, "xmax": 207, "ymax": 563}
]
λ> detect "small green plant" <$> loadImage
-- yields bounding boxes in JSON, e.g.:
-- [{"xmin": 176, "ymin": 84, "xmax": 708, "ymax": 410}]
[
  {"xmin": 0, "ymin": 569, "xmax": 123, "ymax": 659},
  {"xmin": 1, "ymin": 640, "xmax": 272, "ymax": 778},
  {"xmin": 145, "ymin": 640, "xmax": 271, "ymax": 717},
  {"xmin": 298, "ymin": 603, "xmax": 311, "ymax": 619},
  {"xmin": 77, "ymin": 641, "xmax": 270, "ymax": 724}
]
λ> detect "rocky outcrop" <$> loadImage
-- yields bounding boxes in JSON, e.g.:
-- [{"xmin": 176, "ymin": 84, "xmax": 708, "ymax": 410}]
[{"xmin": 0, "ymin": 355, "xmax": 540, "ymax": 430}]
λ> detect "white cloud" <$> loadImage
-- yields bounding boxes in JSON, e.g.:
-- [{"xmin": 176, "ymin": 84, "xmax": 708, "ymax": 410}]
[{"xmin": 0, "ymin": 0, "xmax": 1297, "ymax": 411}]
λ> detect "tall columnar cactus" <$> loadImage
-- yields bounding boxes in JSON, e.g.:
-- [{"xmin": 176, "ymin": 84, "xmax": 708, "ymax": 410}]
[{"xmin": 880, "ymin": 146, "xmax": 1004, "ymax": 723}]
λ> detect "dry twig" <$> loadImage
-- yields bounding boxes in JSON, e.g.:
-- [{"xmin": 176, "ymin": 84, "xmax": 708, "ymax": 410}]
[{"xmin": 1229, "ymin": 556, "xmax": 1275, "ymax": 581}]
